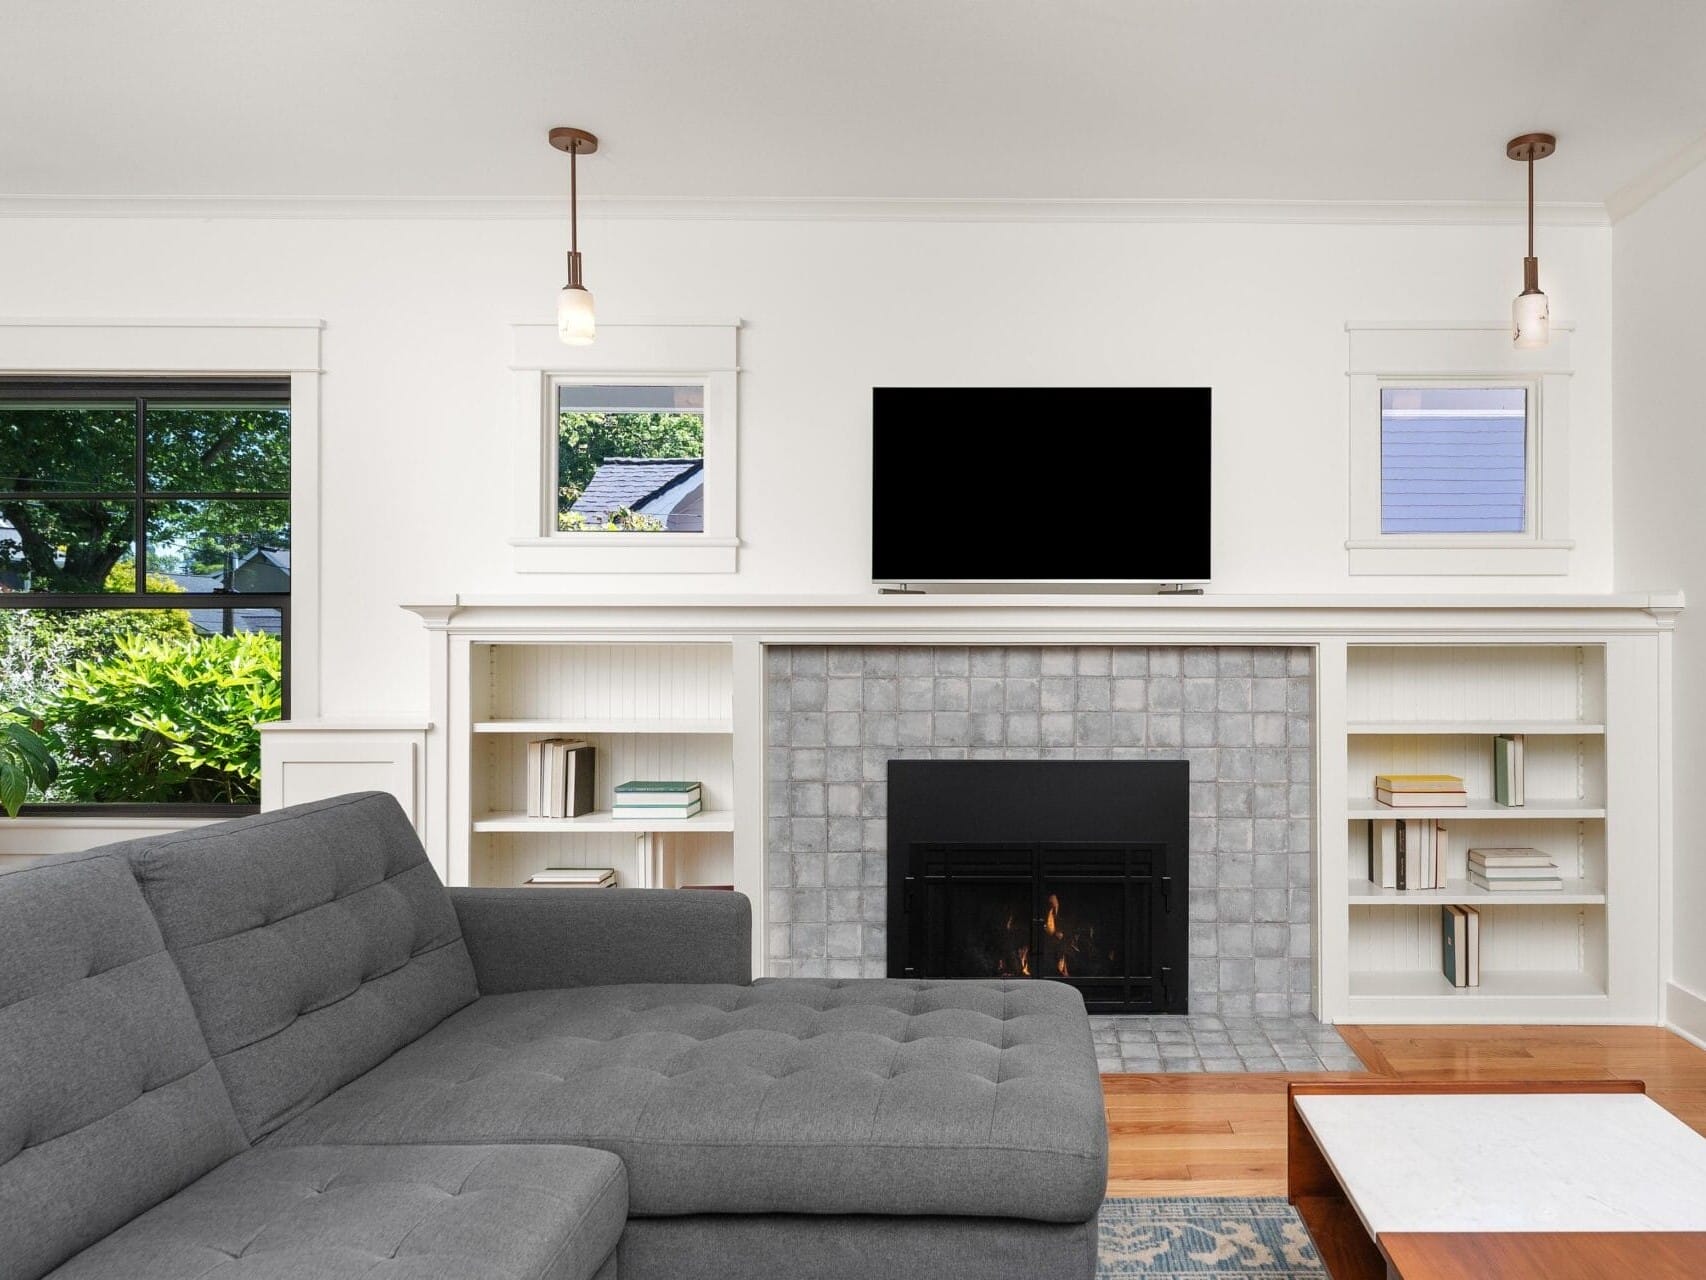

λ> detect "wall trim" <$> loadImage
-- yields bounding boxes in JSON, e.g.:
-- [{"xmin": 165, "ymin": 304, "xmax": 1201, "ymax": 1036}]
[
  {"xmin": 0, "ymin": 194, "xmax": 1614, "ymax": 228},
  {"xmin": 1666, "ymin": 980, "xmax": 1706, "ymax": 1051},
  {"xmin": 1606, "ymin": 129, "xmax": 1706, "ymax": 223}
]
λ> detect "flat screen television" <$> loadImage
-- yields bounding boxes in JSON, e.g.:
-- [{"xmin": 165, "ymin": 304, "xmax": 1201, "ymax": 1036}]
[{"xmin": 871, "ymin": 387, "xmax": 1211, "ymax": 584}]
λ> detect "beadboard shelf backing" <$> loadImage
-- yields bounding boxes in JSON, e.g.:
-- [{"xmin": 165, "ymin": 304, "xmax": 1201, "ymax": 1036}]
[
  {"xmin": 1327, "ymin": 640, "xmax": 1656, "ymax": 1026},
  {"xmin": 466, "ymin": 642, "xmax": 736, "ymax": 891}
]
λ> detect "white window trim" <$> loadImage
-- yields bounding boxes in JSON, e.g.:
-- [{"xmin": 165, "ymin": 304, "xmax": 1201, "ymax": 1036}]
[
  {"xmin": 0, "ymin": 317, "xmax": 324, "ymax": 714},
  {"xmin": 509, "ymin": 321, "xmax": 740, "ymax": 574},
  {"xmin": 1345, "ymin": 323, "xmax": 1573, "ymax": 576}
]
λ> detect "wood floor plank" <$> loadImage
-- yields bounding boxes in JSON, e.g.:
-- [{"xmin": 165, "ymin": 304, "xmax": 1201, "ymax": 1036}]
[{"xmin": 1101, "ymin": 1024, "xmax": 1706, "ymax": 1197}]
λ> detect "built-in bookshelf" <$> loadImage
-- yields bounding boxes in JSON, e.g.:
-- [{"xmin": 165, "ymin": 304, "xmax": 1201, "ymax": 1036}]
[
  {"xmin": 464, "ymin": 643, "xmax": 736, "ymax": 889},
  {"xmin": 1332, "ymin": 642, "xmax": 1654, "ymax": 1022}
]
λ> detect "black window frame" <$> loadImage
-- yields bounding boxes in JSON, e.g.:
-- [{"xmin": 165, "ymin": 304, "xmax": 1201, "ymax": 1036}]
[{"xmin": 0, "ymin": 376, "xmax": 291, "ymax": 817}]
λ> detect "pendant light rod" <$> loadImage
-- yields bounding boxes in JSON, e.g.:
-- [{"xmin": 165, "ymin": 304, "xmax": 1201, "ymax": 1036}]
[
  {"xmin": 1506, "ymin": 132, "xmax": 1556, "ymax": 349},
  {"xmin": 549, "ymin": 126, "xmax": 599, "ymax": 344}
]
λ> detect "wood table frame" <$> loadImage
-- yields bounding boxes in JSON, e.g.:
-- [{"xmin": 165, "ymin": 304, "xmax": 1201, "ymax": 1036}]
[{"xmin": 1286, "ymin": 1078, "xmax": 1706, "ymax": 1279}]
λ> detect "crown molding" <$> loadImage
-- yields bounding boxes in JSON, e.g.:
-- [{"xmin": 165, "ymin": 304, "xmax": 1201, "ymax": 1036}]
[
  {"xmin": 0, "ymin": 193, "xmax": 1612, "ymax": 227},
  {"xmin": 1606, "ymin": 130, "xmax": 1706, "ymax": 223}
]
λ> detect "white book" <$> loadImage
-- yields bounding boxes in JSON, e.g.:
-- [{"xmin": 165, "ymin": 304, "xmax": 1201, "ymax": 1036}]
[
  {"xmin": 526, "ymin": 740, "xmax": 545, "ymax": 818},
  {"xmin": 1465, "ymin": 905, "xmax": 1481, "ymax": 986},
  {"xmin": 1469, "ymin": 870, "xmax": 1562, "ymax": 891},
  {"xmin": 1434, "ymin": 821, "xmax": 1449, "ymax": 890},
  {"xmin": 1469, "ymin": 863, "xmax": 1561, "ymax": 879}
]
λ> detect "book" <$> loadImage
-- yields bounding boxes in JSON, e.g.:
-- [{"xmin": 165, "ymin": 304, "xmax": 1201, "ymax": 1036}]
[
  {"xmin": 527, "ymin": 738, "xmax": 595, "ymax": 818},
  {"xmin": 1466, "ymin": 846, "xmax": 1554, "ymax": 867},
  {"xmin": 1469, "ymin": 870, "xmax": 1561, "ymax": 891},
  {"xmin": 1433, "ymin": 821, "xmax": 1449, "ymax": 889},
  {"xmin": 1493, "ymin": 734, "xmax": 1526, "ymax": 807},
  {"xmin": 1464, "ymin": 905, "xmax": 1481, "ymax": 986},
  {"xmin": 1442, "ymin": 905, "xmax": 1469, "ymax": 987},
  {"xmin": 526, "ymin": 867, "xmax": 615, "ymax": 888},
  {"xmin": 1368, "ymin": 819, "xmax": 1397, "ymax": 889},
  {"xmin": 1376, "ymin": 786, "xmax": 1468, "ymax": 808},
  {"xmin": 1374, "ymin": 774, "xmax": 1466, "ymax": 792},
  {"xmin": 614, "ymin": 780, "xmax": 703, "ymax": 797},
  {"xmin": 1467, "ymin": 861, "xmax": 1560, "ymax": 880},
  {"xmin": 610, "ymin": 799, "xmax": 703, "ymax": 820}
]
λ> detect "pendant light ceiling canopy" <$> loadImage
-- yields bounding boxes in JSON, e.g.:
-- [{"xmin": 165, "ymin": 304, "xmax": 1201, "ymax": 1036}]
[
  {"xmin": 550, "ymin": 126, "xmax": 599, "ymax": 345},
  {"xmin": 1507, "ymin": 131, "xmax": 1556, "ymax": 350}
]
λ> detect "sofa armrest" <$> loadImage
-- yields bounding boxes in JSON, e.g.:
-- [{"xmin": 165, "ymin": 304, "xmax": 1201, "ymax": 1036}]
[{"xmin": 448, "ymin": 888, "xmax": 752, "ymax": 993}]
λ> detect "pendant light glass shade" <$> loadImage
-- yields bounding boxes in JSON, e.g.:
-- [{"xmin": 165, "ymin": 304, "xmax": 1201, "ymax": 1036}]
[
  {"xmin": 550, "ymin": 127, "xmax": 599, "ymax": 346},
  {"xmin": 1512, "ymin": 284, "xmax": 1549, "ymax": 350},
  {"xmin": 1507, "ymin": 133, "xmax": 1556, "ymax": 349}
]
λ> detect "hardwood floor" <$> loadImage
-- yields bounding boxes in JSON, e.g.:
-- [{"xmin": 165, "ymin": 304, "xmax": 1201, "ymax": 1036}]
[{"xmin": 1104, "ymin": 1024, "xmax": 1706, "ymax": 1198}]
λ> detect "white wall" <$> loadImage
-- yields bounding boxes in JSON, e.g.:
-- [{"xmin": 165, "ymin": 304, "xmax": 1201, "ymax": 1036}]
[
  {"xmin": 0, "ymin": 212, "xmax": 1613, "ymax": 718},
  {"xmin": 1613, "ymin": 162, "xmax": 1706, "ymax": 1037}
]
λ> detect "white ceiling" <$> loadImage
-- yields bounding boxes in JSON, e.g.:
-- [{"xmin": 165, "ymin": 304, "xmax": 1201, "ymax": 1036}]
[{"xmin": 5, "ymin": 0, "xmax": 1705, "ymax": 211}]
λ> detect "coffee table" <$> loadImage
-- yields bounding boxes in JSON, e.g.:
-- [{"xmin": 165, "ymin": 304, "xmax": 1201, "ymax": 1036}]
[{"xmin": 1287, "ymin": 1080, "xmax": 1706, "ymax": 1279}]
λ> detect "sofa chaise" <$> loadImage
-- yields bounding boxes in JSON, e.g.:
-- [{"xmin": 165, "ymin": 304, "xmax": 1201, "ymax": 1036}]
[{"xmin": 0, "ymin": 792, "xmax": 1108, "ymax": 1279}]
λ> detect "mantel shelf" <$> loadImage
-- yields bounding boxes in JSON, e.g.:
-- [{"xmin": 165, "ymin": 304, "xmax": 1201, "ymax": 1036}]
[
  {"xmin": 1349, "ymin": 799, "xmax": 1605, "ymax": 821},
  {"xmin": 1347, "ymin": 720, "xmax": 1605, "ymax": 736}
]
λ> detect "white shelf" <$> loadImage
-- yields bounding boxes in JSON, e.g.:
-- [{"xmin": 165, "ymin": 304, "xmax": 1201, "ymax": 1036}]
[
  {"xmin": 1348, "ymin": 877, "xmax": 1606, "ymax": 906},
  {"xmin": 1348, "ymin": 968, "xmax": 1605, "ymax": 1001},
  {"xmin": 1349, "ymin": 798, "xmax": 1606, "ymax": 821},
  {"xmin": 474, "ymin": 810, "xmax": 735, "ymax": 833},
  {"xmin": 1347, "ymin": 720, "xmax": 1605, "ymax": 736},
  {"xmin": 473, "ymin": 718, "xmax": 733, "ymax": 735}
]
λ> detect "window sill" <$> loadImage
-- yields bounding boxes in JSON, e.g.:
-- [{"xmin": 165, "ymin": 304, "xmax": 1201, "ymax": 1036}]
[
  {"xmin": 1347, "ymin": 538, "xmax": 1573, "ymax": 577},
  {"xmin": 509, "ymin": 535, "xmax": 739, "ymax": 575}
]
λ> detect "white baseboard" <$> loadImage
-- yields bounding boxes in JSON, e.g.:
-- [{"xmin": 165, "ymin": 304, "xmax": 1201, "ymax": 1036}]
[{"xmin": 1665, "ymin": 980, "xmax": 1706, "ymax": 1051}]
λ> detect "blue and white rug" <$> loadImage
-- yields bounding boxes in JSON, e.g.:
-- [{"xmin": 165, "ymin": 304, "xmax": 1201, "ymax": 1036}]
[{"xmin": 1099, "ymin": 1198, "xmax": 1326, "ymax": 1277}]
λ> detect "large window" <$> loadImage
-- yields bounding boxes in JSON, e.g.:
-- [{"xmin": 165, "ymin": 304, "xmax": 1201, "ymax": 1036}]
[{"xmin": 0, "ymin": 379, "xmax": 290, "ymax": 810}]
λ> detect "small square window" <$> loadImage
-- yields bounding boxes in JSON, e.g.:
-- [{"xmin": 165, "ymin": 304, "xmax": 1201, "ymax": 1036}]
[
  {"xmin": 1380, "ymin": 386, "xmax": 1527, "ymax": 534},
  {"xmin": 555, "ymin": 383, "xmax": 705, "ymax": 534}
]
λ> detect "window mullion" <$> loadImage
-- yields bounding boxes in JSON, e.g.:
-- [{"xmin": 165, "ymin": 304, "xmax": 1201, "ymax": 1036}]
[{"xmin": 135, "ymin": 395, "xmax": 148, "ymax": 592}]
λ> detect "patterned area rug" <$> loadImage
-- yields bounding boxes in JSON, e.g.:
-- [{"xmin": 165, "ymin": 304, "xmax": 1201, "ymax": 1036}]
[{"xmin": 1099, "ymin": 1198, "xmax": 1326, "ymax": 1277}]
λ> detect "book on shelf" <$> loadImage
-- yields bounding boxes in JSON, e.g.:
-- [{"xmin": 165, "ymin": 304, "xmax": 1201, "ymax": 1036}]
[
  {"xmin": 1374, "ymin": 774, "xmax": 1467, "ymax": 792},
  {"xmin": 1468, "ymin": 870, "xmax": 1562, "ymax": 892},
  {"xmin": 610, "ymin": 799, "xmax": 703, "ymax": 820},
  {"xmin": 1493, "ymin": 734, "xmax": 1526, "ymax": 807},
  {"xmin": 1441, "ymin": 904, "xmax": 1481, "ymax": 987},
  {"xmin": 1367, "ymin": 817, "xmax": 1449, "ymax": 890},
  {"xmin": 525, "ymin": 867, "xmax": 616, "ymax": 888},
  {"xmin": 1466, "ymin": 846, "xmax": 1554, "ymax": 868},
  {"xmin": 525, "ymin": 738, "xmax": 595, "ymax": 819},
  {"xmin": 1375, "ymin": 786, "xmax": 1468, "ymax": 808}
]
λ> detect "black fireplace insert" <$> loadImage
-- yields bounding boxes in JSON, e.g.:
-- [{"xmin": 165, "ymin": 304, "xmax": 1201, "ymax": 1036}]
[{"xmin": 887, "ymin": 759, "xmax": 1188, "ymax": 1013}]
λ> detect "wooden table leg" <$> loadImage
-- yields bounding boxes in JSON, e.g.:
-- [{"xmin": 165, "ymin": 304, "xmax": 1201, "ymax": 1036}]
[{"xmin": 1287, "ymin": 1087, "xmax": 1387, "ymax": 1280}]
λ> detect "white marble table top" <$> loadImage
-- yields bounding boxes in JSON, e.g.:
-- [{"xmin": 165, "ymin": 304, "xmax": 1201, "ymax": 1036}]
[{"xmin": 1295, "ymin": 1092, "xmax": 1706, "ymax": 1235}]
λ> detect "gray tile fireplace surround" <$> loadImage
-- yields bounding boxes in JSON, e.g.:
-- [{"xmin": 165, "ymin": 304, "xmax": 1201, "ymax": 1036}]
[{"xmin": 764, "ymin": 644, "xmax": 1315, "ymax": 1016}]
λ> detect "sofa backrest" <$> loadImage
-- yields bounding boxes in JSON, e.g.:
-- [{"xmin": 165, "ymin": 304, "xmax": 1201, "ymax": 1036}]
[
  {"xmin": 0, "ymin": 851, "xmax": 249, "ymax": 1280},
  {"xmin": 109, "ymin": 792, "xmax": 479, "ymax": 1141}
]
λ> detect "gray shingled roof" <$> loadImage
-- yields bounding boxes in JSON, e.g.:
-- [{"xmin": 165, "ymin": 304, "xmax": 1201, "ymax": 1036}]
[{"xmin": 571, "ymin": 457, "xmax": 703, "ymax": 524}]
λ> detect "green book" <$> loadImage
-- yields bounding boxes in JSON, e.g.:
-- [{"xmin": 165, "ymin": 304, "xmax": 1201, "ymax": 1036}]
[
  {"xmin": 614, "ymin": 780, "xmax": 702, "ymax": 794},
  {"xmin": 1441, "ymin": 905, "xmax": 1468, "ymax": 987}
]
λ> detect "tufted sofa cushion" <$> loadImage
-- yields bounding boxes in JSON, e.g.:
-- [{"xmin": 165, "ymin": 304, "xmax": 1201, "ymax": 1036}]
[
  {"xmin": 268, "ymin": 978, "xmax": 1109, "ymax": 1223},
  {"xmin": 46, "ymin": 1142, "xmax": 628, "ymax": 1280},
  {"xmin": 105, "ymin": 792, "xmax": 479, "ymax": 1141},
  {"xmin": 0, "ymin": 852, "xmax": 249, "ymax": 1280}
]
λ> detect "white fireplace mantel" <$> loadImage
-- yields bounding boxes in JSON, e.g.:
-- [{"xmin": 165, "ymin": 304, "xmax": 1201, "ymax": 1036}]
[{"xmin": 261, "ymin": 591, "xmax": 1679, "ymax": 1024}]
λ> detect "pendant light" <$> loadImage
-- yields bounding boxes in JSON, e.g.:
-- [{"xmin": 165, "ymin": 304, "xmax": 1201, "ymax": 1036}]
[
  {"xmin": 1507, "ymin": 132, "xmax": 1556, "ymax": 349},
  {"xmin": 549, "ymin": 126, "xmax": 598, "ymax": 345}
]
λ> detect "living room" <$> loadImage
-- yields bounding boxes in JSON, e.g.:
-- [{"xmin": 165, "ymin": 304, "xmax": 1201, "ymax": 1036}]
[{"xmin": 2, "ymin": 3, "xmax": 1705, "ymax": 1278}]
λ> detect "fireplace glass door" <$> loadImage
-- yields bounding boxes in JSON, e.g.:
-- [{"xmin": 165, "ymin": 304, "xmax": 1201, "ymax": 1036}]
[{"xmin": 905, "ymin": 842, "xmax": 1171, "ymax": 1012}]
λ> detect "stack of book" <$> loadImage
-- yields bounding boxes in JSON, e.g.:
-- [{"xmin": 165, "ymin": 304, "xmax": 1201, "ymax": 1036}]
[
  {"xmin": 1467, "ymin": 846, "xmax": 1561, "ymax": 892},
  {"xmin": 1374, "ymin": 773, "xmax": 1467, "ymax": 808},
  {"xmin": 1441, "ymin": 904, "xmax": 1482, "ymax": 987},
  {"xmin": 524, "ymin": 867, "xmax": 616, "ymax": 889},
  {"xmin": 1493, "ymin": 733, "xmax": 1526, "ymax": 806},
  {"xmin": 612, "ymin": 780, "xmax": 703, "ymax": 820},
  {"xmin": 525, "ymin": 738, "xmax": 595, "ymax": 818},
  {"xmin": 1367, "ymin": 818, "xmax": 1450, "ymax": 891}
]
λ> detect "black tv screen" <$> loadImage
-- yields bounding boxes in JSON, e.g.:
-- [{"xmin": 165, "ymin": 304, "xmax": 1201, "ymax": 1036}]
[{"xmin": 871, "ymin": 387, "xmax": 1211, "ymax": 584}]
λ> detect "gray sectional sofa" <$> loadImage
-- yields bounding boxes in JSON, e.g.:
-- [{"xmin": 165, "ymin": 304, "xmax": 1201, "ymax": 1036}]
[{"xmin": 0, "ymin": 792, "xmax": 1107, "ymax": 1279}]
